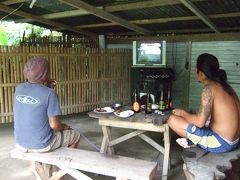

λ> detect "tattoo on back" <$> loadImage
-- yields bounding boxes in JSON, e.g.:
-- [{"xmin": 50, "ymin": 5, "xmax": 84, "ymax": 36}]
[{"xmin": 198, "ymin": 86, "xmax": 213, "ymax": 120}]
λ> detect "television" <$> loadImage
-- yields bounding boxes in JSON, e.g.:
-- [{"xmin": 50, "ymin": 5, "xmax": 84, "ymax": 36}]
[{"xmin": 133, "ymin": 41, "xmax": 166, "ymax": 67}]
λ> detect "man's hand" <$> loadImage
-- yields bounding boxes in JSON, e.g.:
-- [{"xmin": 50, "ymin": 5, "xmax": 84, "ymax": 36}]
[
  {"xmin": 61, "ymin": 123, "xmax": 71, "ymax": 130},
  {"xmin": 46, "ymin": 79, "xmax": 57, "ymax": 89},
  {"xmin": 172, "ymin": 109, "xmax": 184, "ymax": 117},
  {"xmin": 49, "ymin": 116, "xmax": 71, "ymax": 131}
]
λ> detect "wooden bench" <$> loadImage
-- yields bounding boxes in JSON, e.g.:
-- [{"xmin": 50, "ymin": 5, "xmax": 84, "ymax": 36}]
[
  {"xmin": 10, "ymin": 147, "xmax": 157, "ymax": 180},
  {"xmin": 182, "ymin": 147, "xmax": 240, "ymax": 180}
]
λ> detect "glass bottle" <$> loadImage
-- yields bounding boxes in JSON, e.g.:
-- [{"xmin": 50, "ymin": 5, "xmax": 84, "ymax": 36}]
[
  {"xmin": 167, "ymin": 88, "xmax": 173, "ymax": 109},
  {"xmin": 132, "ymin": 89, "xmax": 140, "ymax": 113},
  {"xmin": 145, "ymin": 89, "xmax": 152, "ymax": 114},
  {"xmin": 165, "ymin": 88, "xmax": 169, "ymax": 110},
  {"xmin": 159, "ymin": 89, "xmax": 165, "ymax": 111}
]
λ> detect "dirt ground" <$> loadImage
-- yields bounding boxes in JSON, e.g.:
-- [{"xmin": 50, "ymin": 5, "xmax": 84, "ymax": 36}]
[{"xmin": 0, "ymin": 113, "xmax": 186, "ymax": 180}]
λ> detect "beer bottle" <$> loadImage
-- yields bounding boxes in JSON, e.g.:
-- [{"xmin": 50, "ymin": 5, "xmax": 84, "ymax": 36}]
[
  {"xmin": 167, "ymin": 88, "xmax": 173, "ymax": 109},
  {"xmin": 159, "ymin": 89, "xmax": 165, "ymax": 111},
  {"xmin": 132, "ymin": 89, "xmax": 140, "ymax": 113},
  {"xmin": 145, "ymin": 89, "xmax": 152, "ymax": 114}
]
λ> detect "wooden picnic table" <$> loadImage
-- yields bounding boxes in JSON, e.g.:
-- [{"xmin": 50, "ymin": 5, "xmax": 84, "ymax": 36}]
[{"xmin": 88, "ymin": 107, "xmax": 171, "ymax": 180}]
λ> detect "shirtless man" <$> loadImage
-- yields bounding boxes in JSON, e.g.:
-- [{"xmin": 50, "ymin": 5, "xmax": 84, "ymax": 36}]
[{"xmin": 168, "ymin": 53, "xmax": 240, "ymax": 153}]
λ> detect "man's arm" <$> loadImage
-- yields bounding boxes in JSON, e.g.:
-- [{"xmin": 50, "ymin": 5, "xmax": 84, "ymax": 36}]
[
  {"xmin": 184, "ymin": 86, "xmax": 213, "ymax": 127},
  {"xmin": 49, "ymin": 116, "xmax": 70, "ymax": 131},
  {"xmin": 173, "ymin": 86, "xmax": 213, "ymax": 128}
]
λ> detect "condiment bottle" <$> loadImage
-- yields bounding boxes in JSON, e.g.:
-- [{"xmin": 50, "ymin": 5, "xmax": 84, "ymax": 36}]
[
  {"xmin": 145, "ymin": 89, "xmax": 152, "ymax": 114},
  {"xmin": 132, "ymin": 89, "xmax": 140, "ymax": 113}
]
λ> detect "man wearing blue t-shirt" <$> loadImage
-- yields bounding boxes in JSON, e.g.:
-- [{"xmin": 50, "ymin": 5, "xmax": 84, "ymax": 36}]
[{"xmin": 14, "ymin": 57, "xmax": 80, "ymax": 153}]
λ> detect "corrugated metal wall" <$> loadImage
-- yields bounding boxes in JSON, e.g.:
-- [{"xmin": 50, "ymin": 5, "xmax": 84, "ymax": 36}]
[
  {"xmin": 189, "ymin": 41, "xmax": 240, "ymax": 111},
  {"xmin": 166, "ymin": 42, "xmax": 190, "ymax": 109},
  {"xmin": 167, "ymin": 41, "xmax": 240, "ymax": 112}
]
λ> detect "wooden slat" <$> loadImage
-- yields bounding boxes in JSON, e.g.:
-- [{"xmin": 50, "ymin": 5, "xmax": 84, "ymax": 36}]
[
  {"xmin": 60, "ymin": 0, "xmax": 150, "ymax": 35},
  {"xmin": 0, "ymin": 46, "xmax": 131, "ymax": 123},
  {"xmin": 2, "ymin": 0, "xmax": 25, "ymax": 5},
  {"xmin": 11, "ymin": 147, "xmax": 157, "ymax": 180}
]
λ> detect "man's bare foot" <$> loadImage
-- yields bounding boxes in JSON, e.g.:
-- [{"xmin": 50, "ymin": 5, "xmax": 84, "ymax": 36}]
[{"xmin": 176, "ymin": 138, "xmax": 196, "ymax": 148}]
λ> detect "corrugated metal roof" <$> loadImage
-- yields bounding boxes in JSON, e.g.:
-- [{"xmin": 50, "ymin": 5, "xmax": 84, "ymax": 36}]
[{"xmin": 0, "ymin": 0, "xmax": 239, "ymax": 40}]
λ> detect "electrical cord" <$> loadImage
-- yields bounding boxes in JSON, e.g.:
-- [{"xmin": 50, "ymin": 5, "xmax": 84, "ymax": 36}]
[{"xmin": 0, "ymin": 3, "xmax": 24, "ymax": 21}]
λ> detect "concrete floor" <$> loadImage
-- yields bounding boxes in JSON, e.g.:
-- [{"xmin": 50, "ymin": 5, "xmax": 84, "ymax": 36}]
[{"xmin": 0, "ymin": 113, "xmax": 186, "ymax": 180}]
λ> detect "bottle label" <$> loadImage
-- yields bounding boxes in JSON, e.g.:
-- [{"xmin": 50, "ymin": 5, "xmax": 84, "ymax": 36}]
[
  {"xmin": 146, "ymin": 103, "xmax": 152, "ymax": 113},
  {"xmin": 133, "ymin": 102, "xmax": 140, "ymax": 112},
  {"xmin": 159, "ymin": 100, "xmax": 165, "ymax": 111}
]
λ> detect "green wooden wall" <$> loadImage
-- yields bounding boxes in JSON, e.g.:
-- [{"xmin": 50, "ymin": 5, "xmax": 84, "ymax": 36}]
[
  {"xmin": 189, "ymin": 41, "xmax": 240, "ymax": 111},
  {"xmin": 167, "ymin": 41, "xmax": 240, "ymax": 112},
  {"xmin": 166, "ymin": 42, "xmax": 189, "ymax": 109}
]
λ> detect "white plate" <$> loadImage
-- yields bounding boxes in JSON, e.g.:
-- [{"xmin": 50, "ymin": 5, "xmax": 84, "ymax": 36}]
[
  {"xmin": 114, "ymin": 110, "xmax": 134, "ymax": 118},
  {"xmin": 94, "ymin": 107, "xmax": 114, "ymax": 114}
]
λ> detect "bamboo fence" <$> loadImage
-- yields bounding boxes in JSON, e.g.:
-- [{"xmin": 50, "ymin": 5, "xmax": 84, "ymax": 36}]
[{"xmin": 0, "ymin": 46, "xmax": 132, "ymax": 123}]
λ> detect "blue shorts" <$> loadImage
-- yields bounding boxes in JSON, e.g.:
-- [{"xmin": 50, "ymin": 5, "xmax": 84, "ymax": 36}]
[{"xmin": 186, "ymin": 124, "xmax": 239, "ymax": 153}]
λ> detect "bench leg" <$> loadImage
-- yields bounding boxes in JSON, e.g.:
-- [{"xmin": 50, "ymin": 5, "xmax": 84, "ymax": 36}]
[
  {"xmin": 162, "ymin": 124, "xmax": 170, "ymax": 180},
  {"xmin": 116, "ymin": 178, "xmax": 127, "ymax": 180},
  {"xmin": 183, "ymin": 163, "xmax": 194, "ymax": 180},
  {"xmin": 34, "ymin": 162, "xmax": 53, "ymax": 180},
  {"xmin": 49, "ymin": 170, "xmax": 67, "ymax": 180},
  {"xmin": 57, "ymin": 164, "xmax": 93, "ymax": 180}
]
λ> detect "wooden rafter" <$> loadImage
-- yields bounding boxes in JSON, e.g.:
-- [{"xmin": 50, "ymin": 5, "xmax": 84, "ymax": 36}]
[
  {"xmin": 2, "ymin": 0, "xmax": 25, "ymax": 5},
  {"xmin": 0, "ymin": 3, "xmax": 97, "ymax": 38},
  {"xmin": 106, "ymin": 32, "xmax": 240, "ymax": 43},
  {"xmin": 1, "ymin": 0, "xmax": 239, "ymax": 37},
  {"xmin": 105, "ymin": 27, "xmax": 240, "ymax": 37},
  {"xmin": 51, "ymin": 12, "xmax": 240, "ymax": 31},
  {"xmin": 16, "ymin": 0, "xmax": 187, "ymax": 22},
  {"xmin": 179, "ymin": 0, "xmax": 220, "ymax": 33},
  {"xmin": 60, "ymin": 0, "xmax": 150, "ymax": 35}
]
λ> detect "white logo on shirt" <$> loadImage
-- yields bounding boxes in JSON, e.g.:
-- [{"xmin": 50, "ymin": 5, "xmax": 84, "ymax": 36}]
[{"xmin": 16, "ymin": 95, "xmax": 39, "ymax": 104}]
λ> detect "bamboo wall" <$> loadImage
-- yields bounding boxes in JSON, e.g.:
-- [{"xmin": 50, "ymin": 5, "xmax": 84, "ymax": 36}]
[{"xmin": 0, "ymin": 46, "xmax": 132, "ymax": 123}]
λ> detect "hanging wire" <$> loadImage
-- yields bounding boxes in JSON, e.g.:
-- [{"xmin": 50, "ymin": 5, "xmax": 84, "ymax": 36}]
[{"xmin": 0, "ymin": 3, "xmax": 24, "ymax": 22}]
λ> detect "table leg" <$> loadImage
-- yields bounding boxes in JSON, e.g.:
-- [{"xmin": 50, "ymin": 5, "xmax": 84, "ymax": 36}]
[
  {"xmin": 100, "ymin": 125, "xmax": 114, "ymax": 154},
  {"xmin": 100, "ymin": 135, "xmax": 108, "ymax": 153},
  {"xmin": 162, "ymin": 124, "xmax": 170, "ymax": 180}
]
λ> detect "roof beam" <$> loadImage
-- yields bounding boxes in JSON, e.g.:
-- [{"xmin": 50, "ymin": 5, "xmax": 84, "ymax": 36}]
[
  {"xmin": 15, "ymin": 0, "xmax": 206, "ymax": 22},
  {"xmin": 51, "ymin": 12, "xmax": 240, "ymax": 30},
  {"xmin": 105, "ymin": 27, "xmax": 240, "ymax": 37},
  {"xmin": 18, "ymin": 9, "xmax": 240, "ymax": 25},
  {"xmin": 2, "ymin": 0, "xmax": 25, "ymax": 5},
  {"xmin": 106, "ymin": 32, "xmax": 240, "ymax": 43},
  {"xmin": 60, "ymin": 0, "xmax": 150, "ymax": 35},
  {"xmin": 0, "ymin": 3, "xmax": 97, "ymax": 38},
  {"xmin": 76, "ymin": 16, "xmax": 199, "ymax": 28},
  {"xmin": 179, "ymin": 0, "xmax": 220, "ymax": 33},
  {"xmin": 42, "ymin": 9, "xmax": 89, "ymax": 19}
]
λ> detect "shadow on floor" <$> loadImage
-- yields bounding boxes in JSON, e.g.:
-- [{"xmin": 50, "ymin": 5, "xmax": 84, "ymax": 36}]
[{"xmin": 0, "ymin": 112, "xmax": 186, "ymax": 180}]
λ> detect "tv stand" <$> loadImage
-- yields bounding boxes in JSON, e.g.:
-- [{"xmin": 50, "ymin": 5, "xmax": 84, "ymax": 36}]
[{"xmin": 130, "ymin": 67, "xmax": 175, "ymax": 104}]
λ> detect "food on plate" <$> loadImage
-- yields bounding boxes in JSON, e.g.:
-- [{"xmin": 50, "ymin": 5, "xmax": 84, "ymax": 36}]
[
  {"xmin": 95, "ymin": 108, "xmax": 107, "ymax": 112},
  {"xmin": 114, "ymin": 110, "xmax": 134, "ymax": 118},
  {"xmin": 94, "ymin": 107, "xmax": 114, "ymax": 113},
  {"xmin": 115, "ymin": 109, "xmax": 123, "ymax": 115}
]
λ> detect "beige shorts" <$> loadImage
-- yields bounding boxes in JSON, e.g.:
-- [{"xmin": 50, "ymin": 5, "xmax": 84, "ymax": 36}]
[{"xmin": 16, "ymin": 129, "xmax": 80, "ymax": 153}]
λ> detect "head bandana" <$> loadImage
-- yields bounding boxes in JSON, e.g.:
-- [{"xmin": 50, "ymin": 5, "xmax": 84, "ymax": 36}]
[{"xmin": 23, "ymin": 57, "xmax": 50, "ymax": 83}]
